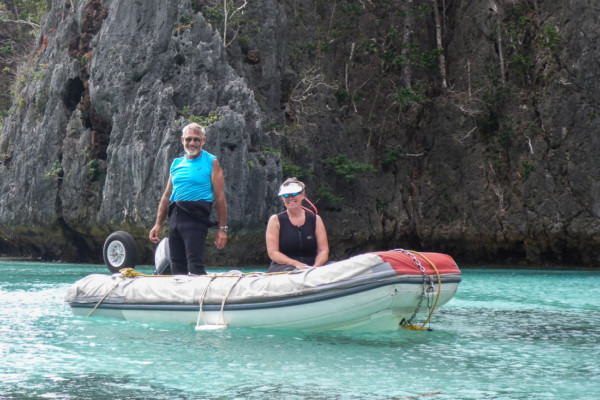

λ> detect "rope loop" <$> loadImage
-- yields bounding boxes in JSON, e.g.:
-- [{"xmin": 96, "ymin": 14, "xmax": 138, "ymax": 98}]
[{"xmin": 392, "ymin": 249, "xmax": 442, "ymax": 332}]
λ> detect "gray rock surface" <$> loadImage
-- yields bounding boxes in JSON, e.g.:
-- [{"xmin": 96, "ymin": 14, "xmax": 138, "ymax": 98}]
[
  {"xmin": 0, "ymin": 0, "xmax": 280, "ymax": 263},
  {"xmin": 1, "ymin": 0, "xmax": 599, "ymax": 267}
]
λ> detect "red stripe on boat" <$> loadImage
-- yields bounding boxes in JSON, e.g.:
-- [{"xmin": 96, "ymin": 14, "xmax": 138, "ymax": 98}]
[{"xmin": 376, "ymin": 251, "xmax": 460, "ymax": 275}]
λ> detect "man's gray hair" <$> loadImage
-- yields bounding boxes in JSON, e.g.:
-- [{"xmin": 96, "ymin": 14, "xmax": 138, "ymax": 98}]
[{"xmin": 182, "ymin": 123, "xmax": 206, "ymax": 138}]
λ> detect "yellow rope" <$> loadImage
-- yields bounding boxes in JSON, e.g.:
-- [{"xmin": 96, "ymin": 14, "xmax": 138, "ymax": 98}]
[
  {"xmin": 87, "ymin": 268, "xmax": 164, "ymax": 317},
  {"xmin": 86, "ymin": 264, "xmax": 294, "ymax": 319},
  {"xmin": 401, "ymin": 251, "xmax": 442, "ymax": 332},
  {"xmin": 86, "ymin": 276, "xmax": 124, "ymax": 317},
  {"xmin": 118, "ymin": 268, "xmax": 155, "ymax": 278},
  {"xmin": 119, "ymin": 267, "xmax": 273, "ymax": 278}
]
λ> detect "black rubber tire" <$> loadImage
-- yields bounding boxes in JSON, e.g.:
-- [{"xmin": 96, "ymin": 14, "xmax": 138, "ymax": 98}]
[{"xmin": 103, "ymin": 231, "xmax": 138, "ymax": 273}]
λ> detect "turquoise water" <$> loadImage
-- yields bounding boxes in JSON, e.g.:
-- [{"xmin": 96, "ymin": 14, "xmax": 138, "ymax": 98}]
[{"xmin": 1, "ymin": 261, "xmax": 599, "ymax": 400}]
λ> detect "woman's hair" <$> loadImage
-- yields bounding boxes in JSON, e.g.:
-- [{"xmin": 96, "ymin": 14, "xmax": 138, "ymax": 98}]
[{"xmin": 281, "ymin": 177, "xmax": 305, "ymax": 191}]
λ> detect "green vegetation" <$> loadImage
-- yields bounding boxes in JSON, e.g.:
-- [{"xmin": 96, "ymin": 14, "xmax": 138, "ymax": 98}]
[
  {"xmin": 78, "ymin": 55, "xmax": 89, "ymax": 68},
  {"xmin": 399, "ymin": 4, "xmax": 430, "ymax": 18},
  {"xmin": 382, "ymin": 147, "xmax": 406, "ymax": 166},
  {"xmin": 322, "ymin": 155, "xmax": 376, "ymax": 179},
  {"xmin": 31, "ymin": 63, "xmax": 46, "ymax": 80},
  {"xmin": 204, "ymin": 6, "xmax": 224, "ymax": 23},
  {"xmin": 504, "ymin": 6, "xmax": 536, "ymax": 85},
  {"xmin": 189, "ymin": 111, "xmax": 222, "ymax": 126},
  {"xmin": 521, "ymin": 160, "xmax": 534, "ymax": 180},
  {"xmin": 256, "ymin": 145, "xmax": 281, "ymax": 167},
  {"xmin": 178, "ymin": 107, "xmax": 223, "ymax": 127},
  {"xmin": 178, "ymin": 106, "xmax": 192, "ymax": 118},
  {"xmin": 282, "ymin": 161, "xmax": 314, "ymax": 180},
  {"xmin": 540, "ymin": 21, "xmax": 560, "ymax": 53},
  {"xmin": 316, "ymin": 186, "xmax": 343, "ymax": 204},
  {"xmin": 44, "ymin": 160, "xmax": 63, "ymax": 181},
  {"xmin": 86, "ymin": 153, "xmax": 101, "ymax": 181},
  {"xmin": 180, "ymin": 15, "xmax": 192, "ymax": 25},
  {"xmin": 260, "ymin": 145, "xmax": 281, "ymax": 156},
  {"xmin": 198, "ymin": 1, "xmax": 253, "ymax": 47},
  {"xmin": 1, "ymin": 0, "xmax": 47, "ymax": 118},
  {"xmin": 376, "ymin": 198, "xmax": 389, "ymax": 213},
  {"xmin": 238, "ymin": 34, "xmax": 250, "ymax": 52},
  {"xmin": 341, "ymin": 4, "xmax": 361, "ymax": 16},
  {"xmin": 384, "ymin": 45, "xmax": 441, "ymax": 73},
  {"xmin": 335, "ymin": 89, "xmax": 350, "ymax": 106},
  {"xmin": 4, "ymin": 0, "xmax": 46, "ymax": 24},
  {"xmin": 35, "ymin": 87, "xmax": 48, "ymax": 113},
  {"xmin": 390, "ymin": 83, "xmax": 429, "ymax": 109}
]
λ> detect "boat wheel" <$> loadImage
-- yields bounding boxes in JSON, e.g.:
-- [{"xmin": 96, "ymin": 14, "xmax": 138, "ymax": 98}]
[{"xmin": 103, "ymin": 231, "xmax": 138, "ymax": 273}]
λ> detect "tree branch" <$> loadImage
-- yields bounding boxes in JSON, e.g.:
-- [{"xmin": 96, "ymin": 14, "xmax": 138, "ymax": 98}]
[{"xmin": 0, "ymin": 17, "xmax": 40, "ymax": 28}]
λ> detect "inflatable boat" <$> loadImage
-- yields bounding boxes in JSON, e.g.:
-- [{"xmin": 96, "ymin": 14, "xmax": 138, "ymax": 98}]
[{"xmin": 65, "ymin": 233, "xmax": 461, "ymax": 331}]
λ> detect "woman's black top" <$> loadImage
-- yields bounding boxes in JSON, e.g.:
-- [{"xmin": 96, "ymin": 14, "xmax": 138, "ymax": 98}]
[{"xmin": 276, "ymin": 210, "xmax": 317, "ymax": 266}]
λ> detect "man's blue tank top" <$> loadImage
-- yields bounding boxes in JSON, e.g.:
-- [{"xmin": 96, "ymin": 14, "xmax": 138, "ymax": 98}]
[{"xmin": 169, "ymin": 151, "xmax": 215, "ymax": 202}]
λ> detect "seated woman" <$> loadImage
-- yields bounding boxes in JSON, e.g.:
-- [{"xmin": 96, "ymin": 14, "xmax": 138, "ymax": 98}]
[{"xmin": 266, "ymin": 178, "xmax": 329, "ymax": 273}]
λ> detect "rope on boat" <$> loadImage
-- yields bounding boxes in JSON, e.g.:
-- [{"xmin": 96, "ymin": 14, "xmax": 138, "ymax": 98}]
[
  {"xmin": 90, "ymin": 254, "xmax": 442, "ymax": 328},
  {"xmin": 397, "ymin": 250, "xmax": 442, "ymax": 332},
  {"xmin": 196, "ymin": 275, "xmax": 217, "ymax": 328},
  {"xmin": 88, "ymin": 268, "xmax": 248, "ymax": 322},
  {"xmin": 119, "ymin": 268, "xmax": 158, "ymax": 278},
  {"xmin": 194, "ymin": 274, "xmax": 243, "ymax": 329},
  {"xmin": 121, "ymin": 268, "xmax": 271, "ymax": 278},
  {"xmin": 120, "ymin": 266, "xmax": 303, "ymax": 278},
  {"xmin": 86, "ymin": 268, "xmax": 140, "ymax": 317},
  {"xmin": 217, "ymin": 274, "xmax": 243, "ymax": 325}
]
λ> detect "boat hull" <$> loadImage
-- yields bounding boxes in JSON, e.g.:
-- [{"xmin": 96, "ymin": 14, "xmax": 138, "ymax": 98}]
[
  {"xmin": 67, "ymin": 250, "xmax": 462, "ymax": 331},
  {"xmin": 69, "ymin": 281, "xmax": 460, "ymax": 330}
]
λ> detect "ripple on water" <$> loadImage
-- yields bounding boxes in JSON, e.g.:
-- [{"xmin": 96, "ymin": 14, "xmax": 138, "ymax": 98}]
[{"xmin": 1, "ymin": 263, "xmax": 600, "ymax": 400}]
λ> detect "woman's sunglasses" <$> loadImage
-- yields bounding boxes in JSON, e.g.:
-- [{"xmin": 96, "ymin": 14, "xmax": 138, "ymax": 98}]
[{"xmin": 282, "ymin": 192, "xmax": 302, "ymax": 198}]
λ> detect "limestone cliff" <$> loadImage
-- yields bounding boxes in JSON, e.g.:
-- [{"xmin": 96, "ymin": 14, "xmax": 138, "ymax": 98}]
[
  {"xmin": 0, "ymin": 0, "xmax": 281, "ymax": 264},
  {"xmin": 1, "ymin": 0, "xmax": 599, "ymax": 267}
]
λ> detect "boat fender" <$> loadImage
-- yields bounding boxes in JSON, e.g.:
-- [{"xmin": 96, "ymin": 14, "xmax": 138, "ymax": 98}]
[{"xmin": 103, "ymin": 231, "xmax": 138, "ymax": 273}]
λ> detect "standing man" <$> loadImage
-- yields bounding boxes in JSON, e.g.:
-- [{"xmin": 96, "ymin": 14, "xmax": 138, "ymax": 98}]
[{"xmin": 149, "ymin": 123, "xmax": 228, "ymax": 275}]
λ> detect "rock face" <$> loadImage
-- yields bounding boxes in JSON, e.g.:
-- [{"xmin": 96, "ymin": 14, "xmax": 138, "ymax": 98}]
[
  {"xmin": 0, "ymin": 0, "xmax": 599, "ymax": 267},
  {"xmin": 0, "ymin": 0, "xmax": 281, "ymax": 264}
]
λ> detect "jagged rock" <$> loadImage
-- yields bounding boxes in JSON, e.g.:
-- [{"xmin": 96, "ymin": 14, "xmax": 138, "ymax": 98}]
[
  {"xmin": 0, "ymin": 0, "xmax": 280, "ymax": 264},
  {"xmin": 1, "ymin": 0, "xmax": 600, "ymax": 268}
]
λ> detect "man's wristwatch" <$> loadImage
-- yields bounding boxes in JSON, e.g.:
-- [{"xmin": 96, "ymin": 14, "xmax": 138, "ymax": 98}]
[{"xmin": 219, "ymin": 226, "xmax": 228, "ymax": 233}]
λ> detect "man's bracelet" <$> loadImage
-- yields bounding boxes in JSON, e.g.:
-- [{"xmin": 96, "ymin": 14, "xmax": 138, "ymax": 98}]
[{"xmin": 219, "ymin": 226, "xmax": 228, "ymax": 233}]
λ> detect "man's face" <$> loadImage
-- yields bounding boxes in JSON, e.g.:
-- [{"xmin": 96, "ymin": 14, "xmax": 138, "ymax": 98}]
[{"xmin": 182, "ymin": 130, "xmax": 206, "ymax": 157}]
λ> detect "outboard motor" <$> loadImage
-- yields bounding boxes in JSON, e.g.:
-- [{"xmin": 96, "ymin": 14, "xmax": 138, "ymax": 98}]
[{"xmin": 154, "ymin": 238, "xmax": 171, "ymax": 275}]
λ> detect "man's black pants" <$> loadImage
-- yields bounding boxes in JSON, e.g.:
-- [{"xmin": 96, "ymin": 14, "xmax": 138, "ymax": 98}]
[{"xmin": 168, "ymin": 201, "xmax": 213, "ymax": 275}]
